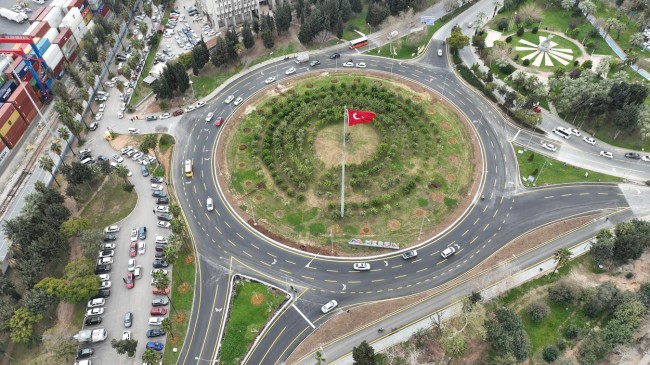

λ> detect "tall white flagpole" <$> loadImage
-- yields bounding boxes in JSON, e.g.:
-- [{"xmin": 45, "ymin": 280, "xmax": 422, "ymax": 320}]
[{"xmin": 340, "ymin": 107, "xmax": 347, "ymax": 218}]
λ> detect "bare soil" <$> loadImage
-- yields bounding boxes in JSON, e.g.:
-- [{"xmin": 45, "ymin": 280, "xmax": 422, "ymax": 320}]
[{"xmin": 314, "ymin": 123, "xmax": 380, "ymax": 168}]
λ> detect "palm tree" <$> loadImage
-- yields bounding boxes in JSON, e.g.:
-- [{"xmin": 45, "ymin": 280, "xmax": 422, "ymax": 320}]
[
  {"xmin": 552, "ymin": 248, "xmax": 572, "ymax": 274},
  {"xmin": 614, "ymin": 21, "xmax": 627, "ymax": 40},
  {"xmin": 153, "ymin": 271, "xmax": 177, "ymax": 314},
  {"xmin": 492, "ymin": 0, "xmax": 501, "ymax": 16},
  {"xmin": 314, "ymin": 350, "xmax": 326, "ymax": 365},
  {"xmin": 39, "ymin": 154, "xmax": 59, "ymax": 186},
  {"xmin": 141, "ymin": 348, "xmax": 159, "ymax": 365},
  {"xmin": 160, "ymin": 317, "xmax": 174, "ymax": 339},
  {"xmin": 115, "ymin": 164, "xmax": 130, "ymax": 184},
  {"xmin": 49, "ymin": 139, "xmax": 68, "ymax": 167},
  {"xmin": 629, "ymin": 32, "xmax": 645, "ymax": 48},
  {"xmin": 604, "ymin": 18, "xmax": 619, "ymax": 38}
]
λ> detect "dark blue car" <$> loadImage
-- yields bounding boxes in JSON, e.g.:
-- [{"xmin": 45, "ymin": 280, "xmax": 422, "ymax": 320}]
[{"xmin": 146, "ymin": 341, "xmax": 164, "ymax": 351}]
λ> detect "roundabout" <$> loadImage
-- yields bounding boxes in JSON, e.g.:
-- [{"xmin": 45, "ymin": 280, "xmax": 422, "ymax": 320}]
[{"xmin": 166, "ymin": 44, "xmax": 631, "ymax": 364}]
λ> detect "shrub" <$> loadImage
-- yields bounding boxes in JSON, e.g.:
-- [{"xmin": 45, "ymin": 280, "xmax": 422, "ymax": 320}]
[
  {"xmin": 497, "ymin": 19, "xmax": 509, "ymax": 31},
  {"xmin": 532, "ymin": 27, "xmax": 538, "ymax": 34},
  {"xmin": 527, "ymin": 301, "xmax": 551, "ymax": 322},
  {"xmin": 548, "ymin": 282, "xmax": 579, "ymax": 304},
  {"xmin": 531, "ymin": 168, "xmax": 539, "ymax": 175},
  {"xmin": 626, "ymin": 272, "xmax": 634, "ymax": 279},
  {"xmin": 582, "ymin": 60, "xmax": 593, "ymax": 69},
  {"xmin": 499, "ymin": 64, "xmax": 516, "ymax": 75},
  {"xmin": 516, "ymin": 28, "xmax": 524, "ymax": 36},
  {"xmin": 523, "ymin": 59, "xmax": 530, "ymax": 66},
  {"xmin": 159, "ymin": 100, "xmax": 168, "ymax": 110},
  {"xmin": 563, "ymin": 324, "xmax": 580, "ymax": 339},
  {"xmin": 542, "ymin": 346, "xmax": 560, "ymax": 363},
  {"xmin": 573, "ymin": 60, "xmax": 579, "ymax": 66},
  {"xmin": 505, "ymin": 36, "xmax": 513, "ymax": 43},
  {"xmin": 528, "ymin": 153, "xmax": 535, "ymax": 162}
]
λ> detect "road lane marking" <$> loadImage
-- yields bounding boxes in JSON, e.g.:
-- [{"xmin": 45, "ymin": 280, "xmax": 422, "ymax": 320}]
[
  {"xmin": 416, "ymin": 268, "xmax": 428, "ymax": 273},
  {"xmin": 291, "ymin": 305, "xmax": 315, "ymax": 329},
  {"xmin": 324, "ymin": 279, "xmax": 337, "ymax": 283},
  {"xmin": 228, "ymin": 239, "xmax": 235, "ymax": 246},
  {"xmin": 285, "ymin": 260, "xmax": 296, "ymax": 265},
  {"xmin": 326, "ymin": 269, "xmax": 338, "ymax": 273},
  {"xmin": 372, "ymin": 279, "xmax": 384, "ymax": 282},
  {"xmin": 394, "ymin": 274, "xmax": 406, "ymax": 279},
  {"xmin": 301, "ymin": 275, "xmax": 314, "ymax": 280},
  {"xmin": 279, "ymin": 269, "xmax": 292, "ymax": 274}
]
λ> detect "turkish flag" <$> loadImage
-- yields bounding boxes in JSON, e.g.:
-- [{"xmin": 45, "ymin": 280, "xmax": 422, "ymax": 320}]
[{"xmin": 347, "ymin": 109, "xmax": 376, "ymax": 126}]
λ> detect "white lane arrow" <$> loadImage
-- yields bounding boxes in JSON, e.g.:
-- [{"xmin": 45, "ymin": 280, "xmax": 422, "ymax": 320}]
[
  {"xmin": 215, "ymin": 307, "xmax": 222, "ymax": 312},
  {"xmin": 271, "ymin": 259, "xmax": 277, "ymax": 265},
  {"xmin": 342, "ymin": 284, "xmax": 347, "ymax": 291},
  {"xmin": 384, "ymin": 261, "xmax": 389, "ymax": 267}
]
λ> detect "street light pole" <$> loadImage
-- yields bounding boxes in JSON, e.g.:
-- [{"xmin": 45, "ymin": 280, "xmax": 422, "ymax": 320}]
[{"xmin": 417, "ymin": 216, "xmax": 430, "ymax": 240}]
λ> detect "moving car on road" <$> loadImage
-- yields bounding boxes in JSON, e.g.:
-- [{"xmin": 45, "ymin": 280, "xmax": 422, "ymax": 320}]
[
  {"xmin": 205, "ymin": 112, "xmax": 214, "ymax": 122},
  {"xmin": 441, "ymin": 244, "xmax": 461, "ymax": 259},
  {"xmin": 233, "ymin": 97, "xmax": 243, "ymax": 106},
  {"xmin": 353, "ymin": 262, "xmax": 371, "ymax": 271},
  {"xmin": 600, "ymin": 151, "xmax": 613, "ymax": 159},
  {"xmin": 321, "ymin": 300, "xmax": 338, "ymax": 314},
  {"xmin": 542, "ymin": 143, "xmax": 557, "ymax": 152},
  {"xmin": 265, "ymin": 76, "xmax": 276, "ymax": 84},
  {"xmin": 583, "ymin": 136, "xmax": 596, "ymax": 145},
  {"xmin": 224, "ymin": 95, "xmax": 235, "ymax": 104},
  {"xmin": 402, "ymin": 250, "xmax": 418, "ymax": 260}
]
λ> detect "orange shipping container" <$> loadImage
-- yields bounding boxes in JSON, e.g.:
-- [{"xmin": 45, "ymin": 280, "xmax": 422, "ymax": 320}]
[
  {"xmin": 7, "ymin": 83, "xmax": 41, "ymax": 124},
  {"xmin": 0, "ymin": 103, "xmax": 29, "ymax": 149}
]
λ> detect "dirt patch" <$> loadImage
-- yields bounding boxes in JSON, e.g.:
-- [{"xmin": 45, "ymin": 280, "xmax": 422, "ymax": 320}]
[
  {"xmin": 244, "ymin": 181, "xmax": 253, "ymax": 188},
  {"xmin": 255, "ymin": 194, "xmax": 264, "ymax": 202},
  {"xmin": 314, "ymin": 123, "xmax": 380, "ymax": 168},
  {"xmin": 243, "ymin": 128, "xmax": 252, "ymax": 133},
  {"xmin": 448, "ymin": 137, "xmax": 457, "ymax": 145},
  {"xmin": 239, "ymin": 144, "xmax": 247, "ymax": 151},
  {"xmin": 286, "ymin": 215, "xmax": 600, "ymax": 363},
  {"xmin": 413, "ymin": 208, "xmax": 426, "ymax": 218},
  {"xmin": 328, "ymin": 224, "xmax": 341, "ymax": 234},
  {"xmin": 569, "ymin": 250, "xmax": 650, "ymax": 292},
  {"xmin": 447, "ymin": 155, "xmax": 460, "ymax": 165},
  {"xmin": 238, "ymin": 162, "xmax": 246, "ymax": 169},
  {"xmin": 251, "ymin": 292, "xmax": 265, "ymax": 305},
  {"xmin": 446, "ymin": 174, "xmax": 456, "ymax": 183},
  {"xmin": 331, "ymin": 79, "xmax": 338, "ymax": 83},
  {"xmin": 178, "ymin": 282, "xmax": 191, "ymax": 294},
  {"xmin": 440, "ymin": 122, "xmax": 452, "ymax": 130},
  {"xmin": 184, "ymin": 255, "xmax": 195, "ymax": 265},
  {"xmin": 387, "ymin": 220, "xmax": 401, "ymax": 231},
  {"xmin": 174, "ymin": 311, "xmax": 186, "ymax": 323},
  {"xmin": 360, "ymin": 224, "xmax": 373, "ymax": 235},
  {"xmin": 430, "ymin": 192, "xmax": 444, "ymax": 203}
]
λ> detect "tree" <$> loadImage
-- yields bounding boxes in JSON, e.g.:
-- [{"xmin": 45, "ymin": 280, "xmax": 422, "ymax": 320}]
[
  {"xmin": 60, "ymin": 217, "xmax": 92, "ymax": 237},
  {"xmin": 350, "ymin": 0, "xmax": 362, "ymax": 13},
  {"xmin": 298, "ymin": 21, "xmax": 314, "ymax": 44},
  {"xmin": 0, "ymin": 296, "xmax": 17, "ymax": 331},
  {"xmin": 211, "ymin": 37, "xmax": 229, "ymax": 67},
  {"xmin": 64, "ymin": 258, "xmax": 95, "ymax": 280},
  {"xmin": 160, "ymin": 317, "xmax": 174, "ymax": 338},
  {"xmin": 485, "ymin": 307, "xmax": 530, "ymax": 362},
  {"xmin": 261, "ymin": 23, "xmax": 274, "ymax": 49},
  {"xmin": 604, "ymin": 18, "xmax": 619, "ymax": 38},
  {"xmin": 115, "ymin": 164, "xmax": 130, "ymax": 185},
  {"xmin": 79, "ymin": 230, "xmax": 104, "ymax": 260},
  {"xmin": 23, "ymin": 289, "xmax": 56, "ymax": 315},
  {"xmin": 352, "ymin": 340, "xmax": 376, "ymax": 365},
  {"xmin": 314, "ymin": 350, "xmax": 326, "ymax": 365},
  {"xmin": 61, "ymin": 161, "xmax": 94, "ymax": 185},
  {"xmin": 142, "ymin": 348, "xmax": 159, "ymax": 365},
  {"xmin": 39, "ymin": 154, "xmax": 59, "ymax": 186},
  {"xmin": 578, "ymin": 0, "xmax": 596, "ymax": 16},
  {"xmin": 552, "ymin": 248, "xmax": 572, "ymax": 273},
  {"xmin": 51, "ymin": 80, "xmax": 69, "ymax": 102},
  {"xmin": 613, "ymin": 220, "xmax": 650, "ymax": 262},
  {"xmin": 34, "ymin": 277, "xmax": 67, "ymax": 299},
  {"xmin": 9, "ymin": 307, "xmax": 42, "ymax": 343},
  {"xmin": 242, "ymin": 21, "xmax": 255, "ymax": 49},
  {"xmin": 366, "ymin": 1, "xmax": 389, "ymax": 27},
  {"xmin": 0, "ymin": 276, "xmax": 20, "ymax": 300},
  {"xmin": 590, "ymin": 231, "xmax": 614, "ymax": 266},
  {"xmin": 336, "ymin": 14, "xmax": 344, "ymax": 39},
  {"xmin": 252, "ymin": 18, "xmax": 260, "ymax": 34},
  {"xmin": 111, "ymin": 338, "xmax": 138, "ymax": 358},
  {"xmin": 447, "ymin": 25, "xmax": 470, "ymax": 53},
  {"xmin": 58, "ymin": 127, "xmax": 74, "ymax": 156},
  {"xmin": 629, "ymin": 32, "xmax": 644, "ymax": 48}
]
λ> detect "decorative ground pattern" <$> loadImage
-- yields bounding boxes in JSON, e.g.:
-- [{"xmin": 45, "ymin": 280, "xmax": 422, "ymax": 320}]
[{"xmin": 515, "ymin": 35, "xmax": 574, "ymax": 67}]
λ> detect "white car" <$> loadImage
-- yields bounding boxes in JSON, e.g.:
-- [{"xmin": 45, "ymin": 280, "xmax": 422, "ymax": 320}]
[
  {"xmin": 99, "ymin": 281, "xmax": 111, "ymax": 289},
  {"xmin": 98, "ymin": 250, "xmax": 114, "ymax": 258},
  {"xmin": 128, "ymin": 258, "xmax": 136, "ymax": 272},
  {"xmin": 569, "ymin": 128, "xmax": 581, "ymax": 137},
  {"xmin": 87, "ymin": 298, "xmax": 105, "ymax": 308},
  {"xmin": 98, "ymin": 274, "xmax": 110, "ymax": 281},
  {"xmin": 160, "ymin": 112, "xmax": 170, "ymax": 119},
  {"xmin": 441, "ymin": 244, "xmax": 460, "ymax": 258},
  {"xmin": 285, "ymin": 67, "xmax": 296, "ymax": 75},
  {"xmin": 157, "ymin": 221, "xmax": 171, "ymax": 229},
  {"xmin": 128, "ymin": 128, "xmax": 141, "ymax": 134},
  {"xmin": 437, "ymin": 49, "xmax": 443, "ymax": 56},
  {"xmin": 95, "ymin": 113, "xmax": 103, "ymax": 121},
  {"xmin": 321, "ymin": 300, "xmax": 338, "ymax": 314},
  {"xmin": 542, "ymin": 143, "xmax": 557, "ymax": 152},
  {"xmin": 184, "ymin": 105, "xmax": 196, "ymax": 112},
  {"xmin": 130, "ymin": 228, "xmax": 138, "ymax": 242},
  {"xmin": 402, "ymin": 250, "xmax": 417, "ymax": 260},
  {"xmin": 233, "ymin": 97, "xmax": 243, "ymax": 106},
  {"xmin": 642, "ymin": 155, "xmax": 650, "ymax": 162},
  {"xmin": 98, "ymin": 103, "xmax": 105, "ymax": 112},
  {"xmin": 122, "ymin": 331, "xmax": 131, "ymax": 341},
  {"xmin": 86, "ymin": 308, "xmax": 104, "ymax": 316},
  {"xmin": 343, "ymin": 61, "xmax": 354, "ymax": 67},
  {"xmin": 265, "ymin": 76, "xmax": 276, "ymax": 84},
  {"xmin": 599, "ymin": 151, "xmax": 613, "ymax": 159},
  {"xmin": 126, "ymin": 88, "xmax": 134, "ymax": 95},
  {"xmin": 355, "ymin": 62, "xmax": 366, "ymax": 68},
  {"xmin": 224, "ymin": 95, "xmax": 235, "ymax": 104},
  {"xmin": 196, "ymin": 101, "xmax": 206, "ymax": 108},
  {"xmin": 112, "ymin": 154, "xmax": 124, "ymax": 163},
  {"xmin": 582, "ymin": 136, "xmax": 596, "ymax": 145},
  {"xmin": 80, "ymin": 148, "xmax": 92, "ymax": 155},
  {"xmin": 138, "ymin": 242, "xmax": 146, "ymax": 255},
  {"xmin": 104, "ymin": 225, "xmax": 120, "ymax": 233},
  {"xmin": 155, "ymin": 206, "xmax": 170, "ymax": 213},
  {"xmin": 102, "ymin": 243, "xmax": 115, "ymax": 250},
  {"xmin": 97, "ymin": 257, "xmax": 113, "ymax": 265},
  {"xmin": 118, "ymin": 111, "xmax": 124, "ymax": 119},
  {"xmin": 151, "ymin": 184, "xmax": 163, "ymax": 190},
  {"xmin": 205, "ymin": 112, "xmax": 214, "ymax": 122},
  {"xmin": 353, "ymin": 262, "xmax": 371, "ymax": 271}
]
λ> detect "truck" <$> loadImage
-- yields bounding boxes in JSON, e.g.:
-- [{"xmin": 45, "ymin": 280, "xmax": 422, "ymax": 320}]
[
  {"xmin": 73, "ymin": 328, "xmax": 107, "ymax": 343},
  {"xmin": 295, "ymin": 52, "xmax": 309, "ymax": 64},
  {"xmin": 0, "ymin": 8, "xmax": 28, "ymax": 23}
]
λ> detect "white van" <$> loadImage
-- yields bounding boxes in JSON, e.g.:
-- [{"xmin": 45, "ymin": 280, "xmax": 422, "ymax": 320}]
[
  {"xmin": 206, "ymin": 197, "xmax": 213, "ymax": 211},
  {"xmin": 148, "ymin": 317, "xmax": 163, "ymax": 326},
  {"xmin": 553, "ymin": 127, "xmax": 571, "ymax": 139},
  {"xmin": 133, "ymin": 265, "xmax": 142, "ymax": 279}
]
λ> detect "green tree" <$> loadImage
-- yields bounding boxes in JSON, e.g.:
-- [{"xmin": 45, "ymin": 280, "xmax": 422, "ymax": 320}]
[
  {"xmin": 225, "ymin": 29, "xmax": 239, "ymax": 61},
  {"xmin": 242, "ymin": 21, "xmax": 255, "ymax": 49},
  {"xmin": 111, "ymin": 338, "xmax": 138, "ymax": 358},
  {"xmin": 0, "ymin": 276, "xmax": 20, "ymax": 300},
  {"xmin": 142, "ymin": 348, "xmax": 159, "ymax": 365},
  {"xmin": 79, "ymin": 230, "xmax": 104, "ymax": 260},
  {"xmin": 34, "ymin": 277, "xmax": 67, "ymax": 299},
  {"xmin": 613, "ymin": 220, "xmax": 650, "ymax": 262},
  {"xmin": 590, "ymin": 232, "xmax": 614, "ymax": 267},
  {"xmin": 23, "ymin": 289, "xmax": 56, "ymax": 315},
  {"xmin": 298, "ymin": 21, "xmax": 314, "ymax": 44},
  {"xmin": 261, "ymin": 22, "xmax": 275, "ymax": 49},
  {"xmin": 0, "ymin": 296, "xmax": 18, "ymax": 331},
  {"xmin": 485, "ymin": 307, "xmax": 530, "ymax": 362},
  {"xmin": 62, "ymin": 275, "xmax": 100, "ymax": 303},
  {"xmin": 115, "ymin": 164, "xmax": 130, "ymax": 184},
  {"xmin": 447, "ymin": 25, "xmax": 470, "ymax": 53},
  {"xmin": 352, "ymin": 340, "xmax": 376, "ymax": 365},
  {"xmin": 253, "ymin": 18, "xmax": 260, "ymax": 34},
  {"xmin": 60, "ymin": 217, "xmax": 92, "ymax": 237},
  {"xmin": 160, "ymin": 317, "xmax": 174, "ymax": 338},
  {"xmin": 51, "ymin": 80, "xmax": 69, "ymax": 102},
  {"xmin": 9, "ymin": 307, "xmax": 42, "ymax": 343},
  {"xmin": 552, "ymin": 248, "xmax": 572, "ymax": 273},
  {"xmin": 64, "ymin": 258, "xmax": 96, "ymax": 280},
  {"xmin": 315, "ymin": 350, "xmax": 326, "ymax": 364},
  {"xmin": 211, "ymin": 37, "xmax": 229, "ymax": 67}
]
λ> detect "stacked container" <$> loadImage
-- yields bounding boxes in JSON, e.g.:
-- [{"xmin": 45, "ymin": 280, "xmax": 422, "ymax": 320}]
[
  {"xmin": 59, "ymin": 6, "xmax": 81, "ymax": 29},
  {"xmin": 26, "ymin": 21, "xmax": 50, "ymax": 38},
  {"xmin": 35, "ymin": 7, "xmax": 51, "ymax": 22},
  {"xmin": 71, "ymin": 21, "xmax": 88, "ymax": 46},
  {"xmin": 99, "ymin": 4, "xmax": 109, "ymax": 17},
  {"xmin": 0, "ymin": 139, "xmax": 8, "ymax": 160},
  {"xmin": 28, "ymin": 7, "xmax": 47, "ymax": 23},
  {"xmin": 42, "ymin": 44, "xmax": 65, "ymax": 80},
  {"xmin": 81, "ymin": 6, "xmax": 91, "ymax": 24},
  {"xmin": 49, "ymin": 0, "xmax": 70, "ymax": 13},
  {"xmin": 53, "ymin": 28, "xmax": 78, "ymax": 63},
  {"xmin": 7, "ymin": 83, "xmax": 42, "ymax": 124},
  {"xmin": 42, "ymin": 27, "xmax": 60, "ymax": 43},
  {"xmin": 0, "ymin": 103, "xmax": 29, "ymax": 149},
  {"xmin": 42, "ymin": 7, "xmax": 65, "ymax": 28},
  {"xmin": 88, "ymin": 0, "xmax": 103, "ymax": 13},
  {"xmin": 30, "ymin": 38, "xmax": 51, "ymax": 57},
  {"xmin": 67, "ymin": 0, "xmax": 89, "ymax": 13},
  {"xmin": 0, "ymin": 81, "xmax": 17, "ymax": 103}
]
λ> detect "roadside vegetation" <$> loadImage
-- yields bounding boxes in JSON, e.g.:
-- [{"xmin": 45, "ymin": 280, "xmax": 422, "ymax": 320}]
[
  {"xmin": 219, "ymin": 281, "xmax": 287, "ymax": 365},
  {"xmin": 360, "ymin": 219, "xmax": 650, "ymax": 365},
  {"xmin": 514, "ymin": 146, "xmax": 623, "ymax": 185}
]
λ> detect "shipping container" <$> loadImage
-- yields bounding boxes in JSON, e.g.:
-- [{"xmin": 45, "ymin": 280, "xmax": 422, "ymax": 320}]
[
  {"xmin": 36, "ymin": 7, "xmax": 51, "ymax": 22},
  {"xmin": 0, "ymin": 81, "xmax": 17, "ymax": 103},
  {"xmin": 68, "ymin": 0, "xmax": 89, "ymax": 12},
  {"xmin": 28, "ymin": 22, "xmax": 50, "ymax": 38},
  {"xmin": 43, "ymin": 28, "xmax": 60, "ymax": 43},
  {"xmin": 28, "ymin": 7, "xmax": 46, "ymax": 23},
  {"xmin": 7, "ymin": 83, "xmax": 41, "ymax": 123},
  {"xmin": 64, "ymin": 48, "xmax": 78, "ymax": 63},
  {"xmin": 30, "ymin": 38, "xmax": 51, "ymax": 57},
  {"xmin": 0, "ymin": 103, "xmax": 29, "ymax": 149},
  {"xmin": 91, "ymin": 1, "xmax": 105, "ymax": 13},
  {"xmin": 51, "ymin": 58, "xmax": 65, "ymax": 79},
  {"xmin": 59, "ymin": 35, "xmax": 78, "ymax": 61},
  {"xmin": 87, "ymin": 0, "xmax": 101, "ymax": 7},
  {"xmin": 71, "ymin": 21, "xmax": 88, "ymax": 46},
  {"xmin": 5, "ymin": 58, "xmax": 29, "ymax": 80},
  {"xmin": 53, "ymin": 26, "xmax": 72, "ymax": 45},
  {"xmin": 43, "ymin": 6, "xmax": 65, "ymax": 28},
  {"xmin": 59, "ymin": 6, "xmax": 81, "ymax": 29},
  {"xmin": 0, "ymin": 58, "xmax": 10, "ymax": 75},
  {"xmin": 86, "ymin": 19, "xmax": 94, "ymax": 31},
  {"xmin": 42, "ymin": 44, "xmax": 63, "ymax": 71},
  {"xmin": 81, "ymin": 7, "xmax": 90, "ymax": 22},
  {"xmin": 12, "ymin": 42, "xmax": 31, "ymax": 55},
  {"xmin": 99, "ymin": 4, "xmax": 109, "ymax": 17}
]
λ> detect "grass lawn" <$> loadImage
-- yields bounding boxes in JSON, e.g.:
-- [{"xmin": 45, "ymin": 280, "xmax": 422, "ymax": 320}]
[
  {"xmin": 248, "ymin": 43, "xmax": 298, "ymax": 68},
  {"xmin": 219, "ymin": 282, "xmax": 286, "ymax": 365},
  {"xmin": 162, "ymin": 251, "xmax": 196, "ymax": 365},
  {"xmin": 514, "ymin": 145, "xmax": 623, "ymax": 186},
  {"xmin": 189, "ymin": 63, "xmax": 240, "ymax": 99},
  {"xmin": 520, "ymin": 300, "xmax": 588, "ymax": 354},
  {"xmin": 342, "ymin": 7, "xmax": 369, "ymax": 41},
  {"xmin": 367, "ymin": 22, "xmax": 441, "ymax": 59},
  {"xmin": 506, "ymin": 31, "xmax": 582, "ymax": 72},
  {"xmin": 80, "ymin": 174, "xmax": 138, "ymax": 228},
  {"xmin": 159, "ymin": 134, "xmax": 175, "ymax": 154}
]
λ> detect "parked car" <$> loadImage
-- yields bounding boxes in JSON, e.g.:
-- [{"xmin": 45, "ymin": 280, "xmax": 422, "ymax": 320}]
[
  {"xmin": 146, "ymin": 341, "xmax": 164, "ymax": 351},
  {"xmin": 146, "ymin": 115, "xmax": 158, "ymax": 121},
  {"xmin": 146, "ymin": 329, "xmax": 165, "ymax": 338},
  {"xmin": 152, "ymin": 260, "xmax": 169, "ymax": 268},
  {"xmin": 151, "ymin": 308, "xmax": 167, "ymax": 316},
  {"xmin": 157, "ymin": 221, "xmax": 171, "ymax": 229},
  {"xmin": 152, "ymin": 298, "xmax": 169, "ymax": 307},
  {"xmin": 104, "ymin": 225, "xmax": 120, "ymax": 233},
  {"xmin": 84, "ymin": 316, "xmax": 102, "ymax": 326},
  {"xmin": 103, "ymin": 234, "xmax": 117, "ymax": 242},
  {"xmin": 156, "ymin": 197, "xmax": 170, "ymax": 204},
  {"xmin": 172, "ymin": 109, "xmax": 184, "ymax": 116},
  {"xmin": 124, "ymin": 312, "xmax": 133, "ymax": 328}
]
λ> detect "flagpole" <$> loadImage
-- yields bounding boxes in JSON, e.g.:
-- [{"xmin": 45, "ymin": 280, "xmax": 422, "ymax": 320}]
[{"xmin": 341, "ymin": 107, "xmax": 347, "ymax": 218}]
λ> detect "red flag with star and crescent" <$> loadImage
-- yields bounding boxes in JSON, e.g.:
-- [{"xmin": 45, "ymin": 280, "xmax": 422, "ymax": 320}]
[{"xmin": 347, "ymin": 109, "xmax": 376, "ymax": 126}]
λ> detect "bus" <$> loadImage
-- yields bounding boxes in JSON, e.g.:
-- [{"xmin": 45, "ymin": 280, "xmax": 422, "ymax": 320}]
[
  {"xmin": 184, "ymin": 159, "xmax": 193, "ymax": 178},
  {"xmin": 349, "ymin": 36, "xmax": 369, "ymax": 49}
]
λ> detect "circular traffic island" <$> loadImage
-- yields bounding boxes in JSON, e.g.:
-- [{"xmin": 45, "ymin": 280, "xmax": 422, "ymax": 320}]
[{"xmin": 221, "ymin": 74, "xmax": 479, "ymax": 255}]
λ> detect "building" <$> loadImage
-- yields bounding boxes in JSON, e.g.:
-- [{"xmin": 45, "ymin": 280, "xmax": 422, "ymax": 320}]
[{"xmin": 198, "ymin": 0, "xmax": 262, "ymax": 29}]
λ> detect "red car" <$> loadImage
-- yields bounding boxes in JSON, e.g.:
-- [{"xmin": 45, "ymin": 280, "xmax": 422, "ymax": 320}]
[
  {"xmin": 129, "ymin": 242, "xmax": 137, "ymax": 257},
  {"xmin": 533, "ymin": 106, "xmax": 542, "ymax": 113},
  {"xmin": 172, "ymin": 109, "xmax": 184, "ymax": 116},
  {"xmin": 214, "ymin": 116, "xmax": 224, "ymax": 127},
  {"xmin": 152, "ymin": 287, "xmax": 170, "ymax": 295},
  {"xmin": 126, "ymin": 273, "xmax": 135, "ymax": 289},
  {"xmin": 150, "ymin": 308, "xmax": 168, "ymax": 316}
]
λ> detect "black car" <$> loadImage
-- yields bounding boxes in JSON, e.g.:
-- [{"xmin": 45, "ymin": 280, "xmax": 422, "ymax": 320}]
[
  {"xmin": 103, "ymin": 234, "xmax": 117, "ymax": 242},
  {"xmin": 76, "ymin": 348, "xmax": 94, "ymax": 360},
  {"xmin": 624, "ymin": 152, "xmax": 641, "ymax": 159},
  {"xmin": 152, "ymin": 260, "xmax": 169, "ymax": 268},
  {"xmin": 152, "ymin": 190, "xmax": 167, "ymax": 198},
  {"xmin": 146, "ymin": 115, "xmax": 158, "ymax": 121},
  {"xmin": 84, "ymin": 316, "xmax": 102, "ymax": 326},
  {"xmin": 146, "ymin": 329, "xmax": 166, "ymax": 338},
  {"xmin": 330, "ymin": 53, "xmax": 340, "ymax": 59},
  {"xmin": 152, "ymin": 297, "xmax": 169, "ymax": 307},
  {"xmin": 150, "ymin": 176, "xmax": 164, "ymax": 183},
  {"xmin": 93, "ymin": 289, "xmax": 111, "ymax": 299},
  {"xmin": 155, "ymin": 244, "xmax": 166, "ymax": 252},
  {"xmin": 97, "ymin": 155, "xmax": 109, "ymax": 162},
  {"xmin": 157, "ymin": 213, "xmax": 173, "ymax": 221},
  {"xmin": 156, "ymin": 197, "xmax": 170, "ymax": 204},
  {"xmin": 94, "ymin": 264, "xmax": 111, "ymax": 274},
  {"xmin": 154, "ymin": 253, "xmax": 167, "ymax": 260}
]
